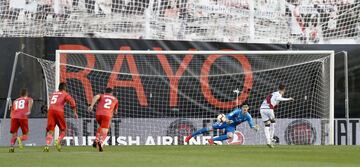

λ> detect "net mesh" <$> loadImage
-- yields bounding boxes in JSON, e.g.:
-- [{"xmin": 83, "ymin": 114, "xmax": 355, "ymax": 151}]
[
  {"xmin": 0, "ymin": 0, "xmax": 359, "ymax": 43},
  {"xmin": 55, "ymin": 51, "xmax": 331, "ymax": 145}
]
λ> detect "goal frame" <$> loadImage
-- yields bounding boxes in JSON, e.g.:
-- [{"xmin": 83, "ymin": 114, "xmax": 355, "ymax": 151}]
[{"xmin": 55, "ymin": 50, "xmax": 335, "ymax": 145}]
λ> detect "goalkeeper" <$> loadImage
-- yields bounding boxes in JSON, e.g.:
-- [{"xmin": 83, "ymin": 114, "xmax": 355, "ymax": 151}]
[{"xmin": 185, "ymin": 105, "xmax": 259, "ymax": 145}]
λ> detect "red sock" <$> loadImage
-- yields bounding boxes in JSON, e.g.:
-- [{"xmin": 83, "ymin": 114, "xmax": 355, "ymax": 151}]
[
  {"xmin": 58, "ymin": 131, "xmax": 66, "ymax": 141},
  {"xmin": 95, "ymin": 128, "xmax": 101, "ymax": 141},
  {"xmin": 20, "ymin": 135, "xmax": 29, "ymax": 141},
  {"xmin": 10, "ymin": 136, "xmax": 17, "ymax": 146},
  {"xmin": 46, "ymin": 134, "xmax": 53, "ymax": 145},
  {"xmin": 100, "ymin": 130, "xmax": 108, "ymax": 146}
]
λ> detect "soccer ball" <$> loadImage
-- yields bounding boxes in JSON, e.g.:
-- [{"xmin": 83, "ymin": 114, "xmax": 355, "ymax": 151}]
[{"xmin": 217, "ymin": 114, "xmax": 227, "ymax": 122}]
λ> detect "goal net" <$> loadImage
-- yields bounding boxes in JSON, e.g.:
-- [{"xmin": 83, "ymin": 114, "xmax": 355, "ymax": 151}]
[
  {"xmin": 0, "ymin": 50, "xmax": 334, "ymax": 146},
  {"xmin": 54, "ymin": 50, "xmax": 334, "ymax": 146},
  {"xmin": 0, "ymin": 0, "xmax": 359, "ymax": 43}
]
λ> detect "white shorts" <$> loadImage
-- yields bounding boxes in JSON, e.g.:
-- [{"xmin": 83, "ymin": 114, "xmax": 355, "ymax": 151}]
[{"xmin": 260, "ymin": 108, "xmax": 275, "ymax": 122}]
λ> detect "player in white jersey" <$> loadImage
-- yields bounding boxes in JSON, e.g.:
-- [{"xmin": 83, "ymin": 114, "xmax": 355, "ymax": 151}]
[{"xmin": 260, "ymin": 84, "xmax": 293, "ymax": 148}]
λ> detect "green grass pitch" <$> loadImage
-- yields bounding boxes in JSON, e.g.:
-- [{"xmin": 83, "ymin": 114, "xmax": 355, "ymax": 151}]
[{"xmin": 1, "ymin": 145, "xmax": 360, "ymax": 167}]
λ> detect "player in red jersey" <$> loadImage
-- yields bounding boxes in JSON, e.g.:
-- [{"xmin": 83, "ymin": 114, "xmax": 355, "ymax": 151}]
[
  {"xmin": 88, "ymin": 87, "xmax": 118, "ymax": 152},
  {"xmin": 44, "ymin": 82, "xmax": 77, "ymax": 152},
  {"xmin": 8, "ymin": 88, "xmax": 33, "ymax": 152}
]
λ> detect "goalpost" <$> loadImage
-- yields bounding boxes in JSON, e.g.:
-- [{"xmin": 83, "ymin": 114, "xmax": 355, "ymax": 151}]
[
  {"xmin": 0, "ymin": 50, "xmax": 335, "ymax": 146},
  {"xmin": 0, "ymin": 52, "xmax": 56, "ymax": 146},
  {"xmin": 55, "ymin": 50, "xmax": 335, "ymax": 146}
]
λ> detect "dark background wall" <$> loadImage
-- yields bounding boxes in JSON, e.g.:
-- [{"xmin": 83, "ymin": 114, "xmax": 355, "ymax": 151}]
[
  {"xmin": 0, "ymin": 38, "xmax": 47, "ymax": 118},
  {"xmin": 0, "ymin": 37, "xmax": 358, "ymax": 118}
]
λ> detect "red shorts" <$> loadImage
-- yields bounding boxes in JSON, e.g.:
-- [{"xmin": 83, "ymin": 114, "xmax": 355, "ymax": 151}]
[
  {"xmin": 96, "ymin": 115, "xmax": 112, "ymax": 129},
  {"xmin": 47, "ymin": 110, "xmax": 66, "ymax": 131},
  {"xmin": 10, "ymin": 118, "xmax": 29, "ymax": 134}
]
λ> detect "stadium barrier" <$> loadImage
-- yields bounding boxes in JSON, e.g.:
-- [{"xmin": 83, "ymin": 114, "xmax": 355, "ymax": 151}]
[{"xmin": 0, "ymin": 118, "xmax": 358, "ymax": 146}]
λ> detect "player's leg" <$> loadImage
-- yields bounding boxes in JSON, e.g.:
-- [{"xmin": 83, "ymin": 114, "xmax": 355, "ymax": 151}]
[
  {"xmin": 205, "ymin": 122, "xmax": 228, "ymax": 145},
  {"xmin": 54, "ymin": 112, "xmax": 67, "ymax": 152},
  {"xmin": 184, "ymin": 127, "xmax": 212, "ymax": 143},
  {"xmin": 93, "ymin": 115, "xmax": 102, "ymax": 148},
  {"xmin": 260, "ymin": 109, "xmax": 273, "ymax": 148},
  {"xmin": 268, "ymin": 110, "xmax": 276, "ymax": 143},
  {"xmin": 98, "ymin": 116, "xmax": 111, "ymax": 152},
  {"xmin": 93, "ymin": 127, "xmax": 102, "ymax": 148},
  {"xmin": 56, "ymin": 112, "xmax": 67, "ymax": 141},
  {"xmin": 185, "ymin": 121, "xmax": 227, "ymax": 143},
  {"xmin": 263, "ymin": 120, "xmax": 273, "ymax": 147},
  {"xmin": 9, "ymin": 119, "xmax": 19, "ymax": 152},
  {"xmin": 269, "ymin": 119, "xmax": 276, "ymax": 143},
  {"xmin": 9, "ymin": 133, "xmax": 17, "ymax": 153},
  {"xmin": 17, "ymin": 119, "xmax": 29, "ymax": 149},
  {"xmin": 99, "ymin": 128, "xmax": 109, "ymax": 143},
  {"xmin": 44, "ymin": 110, "xmax": 56, "ymax": 152},
  {"xmin": 210, "ymin": 125, "xmax": 235, "ymax": 145}
]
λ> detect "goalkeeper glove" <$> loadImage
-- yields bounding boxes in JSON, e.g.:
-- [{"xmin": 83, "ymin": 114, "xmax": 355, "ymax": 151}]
[
  {"xmin": 226, "ymin": 119, "xmax": 234, "ymax": 124},
  {"xmin": 253, "ymin": 124, "xmax": 260, "ymax": 132}
]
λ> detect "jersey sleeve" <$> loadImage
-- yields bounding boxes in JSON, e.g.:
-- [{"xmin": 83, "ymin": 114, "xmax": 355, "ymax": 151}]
[
  {"xmin": 28, "ymin": 97, "xmax": 33, "ymax": 111},
  {"xmin": 246, "ymin": 113, "xmax": 255, "ymax": 128},
  {"xmin": 10, "ymin": 101, "xmax": 15, "ymax": 112},
  {"xmin": 275, "ymin": 94, "xmax": 292, "ymax": 101},
  {"xmin": 28, "ymin": 97, "xmax": 34, "ymax": 104},
  {"xmin": 114, "ymin": 100, "xmax": 119, "ymax": 111},
  {"xmin": 65, "ymin": 94, "xmax": 76, "ymax": 109},
  {"xmin": 226, "ymin": 108, "xmax": 240, "ymax": 120}
]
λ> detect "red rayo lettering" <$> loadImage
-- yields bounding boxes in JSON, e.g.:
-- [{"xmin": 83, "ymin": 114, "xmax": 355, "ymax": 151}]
[
  {"xmin": 154, "ymin": 47, "xmax": 194, "ymax": 107},
  {"xmin": 59, "ymin": 44, "xmax": 95, "ymax": 105},
  {"xmin": 200, "ymin": 50, "xmax": 253, "ymax": 109},
  {"xmin": 107, "ymin": 46, "xmax": 148, "ymax": 106}
]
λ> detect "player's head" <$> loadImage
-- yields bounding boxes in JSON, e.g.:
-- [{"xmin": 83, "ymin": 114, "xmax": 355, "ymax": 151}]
[
  {"xmin": 20, "ymin": 88, "xmax": 28, "ymax": 97},
  {"xmin": 58, "ymin": 82, "xmax": 67, "ymax": 91},
  {"xmin": 278, "ymin": 84, "xmax": 286, "ymax": 95},
  {"xmin": 241, "ymin": 104, "xmax": 249, "ymax": 113},
  {"xmin": 105, "ymin": 87, "xmax": 113, "ymax": 94}
]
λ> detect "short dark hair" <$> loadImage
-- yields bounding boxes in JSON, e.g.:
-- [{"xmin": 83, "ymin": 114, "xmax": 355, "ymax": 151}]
[
  {"xmin": 241, "ymin": 104, "xmax": 249, "ymax": 109},
  {"xmin": 105, "ymin": 87, "xmax": 113, "ymax": 93},
  {"xmin": 59, "ymin": 82, "xmax": 67, "ymax": 91},
  {"xmin": 20, "ymin": 88, "xmax": 28, "ymax": 96},
  {"xmin": 278, "ymin": 84, "xmax": 286, "ymax": 91}
]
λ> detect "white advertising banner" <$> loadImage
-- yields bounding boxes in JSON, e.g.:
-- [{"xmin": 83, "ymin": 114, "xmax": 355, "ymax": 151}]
[{"xmin": 0, "ymin": 118, "xmax": 358, "ymax": 146}]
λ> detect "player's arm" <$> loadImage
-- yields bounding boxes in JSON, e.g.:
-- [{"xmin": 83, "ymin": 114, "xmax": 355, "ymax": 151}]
[
  {"xmin": 276, "ymin": 94, "xmax": 294, "ymax": 101},
  {"xmin": 246, "ymin": 114, "xmax": 259, "ymax": 131},
  {"xmin": 66, "ymin": 95, "xmax": 78, "ymax": 119},
  {"xmin": 113, "ymin": 100, "xmax": 119, "ymax": 115},
  {"xmin": 9, "ymin": 101, "xmax": 14, "ymax": 114},
  {"xmin": 88, "ymin": 95, "xmax": 100, "ymax": 112},
  {"xmin": 8, "ymin": 99, "xmax": 13, "ymax": 111},
  {"xmin": 225, "ymin": 109, "xmax": 240, "ymax": 124},
  {"xmin": 26, "ymin": 98, "xmax": 33, "ymax": 116},
  {"xmin": 276, "ymin": 96, "xmax": 294, "ymax": 101}
]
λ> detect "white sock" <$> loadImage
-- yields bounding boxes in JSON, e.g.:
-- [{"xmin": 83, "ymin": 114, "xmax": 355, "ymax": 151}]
[
  {"xmin": 264, "ymin": 126, "xmax": 271, "ymax": 144},
  {"xmin": 270, "ymin": 123, "xmax": 276, "ymax": 141}
]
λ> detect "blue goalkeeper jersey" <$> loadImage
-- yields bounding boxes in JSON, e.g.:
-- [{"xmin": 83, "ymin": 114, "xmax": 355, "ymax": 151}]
[{"xmin": 226, "ymin": 108, "xmax": 255, "ymax": 128}]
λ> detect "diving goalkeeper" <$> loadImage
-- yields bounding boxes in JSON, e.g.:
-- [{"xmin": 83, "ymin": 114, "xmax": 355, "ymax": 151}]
[{"xmin": 184, "ymin": 105, "xmax": 259, "ymax": 145}]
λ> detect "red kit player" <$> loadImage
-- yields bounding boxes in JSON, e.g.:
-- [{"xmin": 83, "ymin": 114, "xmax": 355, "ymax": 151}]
[
  {"xmin": 9, "ymin": 88, "xmax": 33, "ymax": 152},
  {"xmin": 44, "ymin": 82, "xmax": 77, "ymax": 152},
  {"xmin": 88, "ymin": 87, "xmax": 118, "ymax": 152}
]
